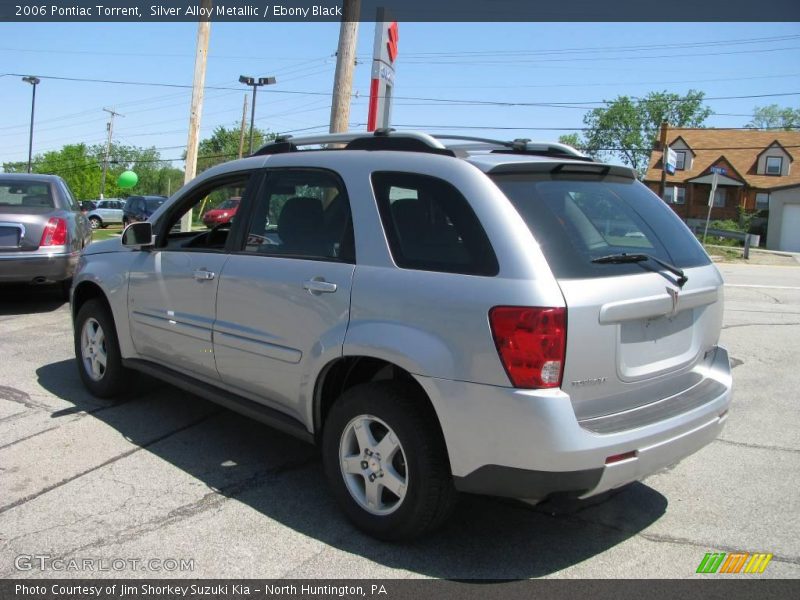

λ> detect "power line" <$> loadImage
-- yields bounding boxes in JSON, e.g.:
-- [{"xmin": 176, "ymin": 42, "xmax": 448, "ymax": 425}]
[
  {"xmin": 379, "ymin": 34, "xmax": 800, "ymax": 58},
  {"xmin": 399, "ymin": 46, "xmax": 800, "ymax": 66}
]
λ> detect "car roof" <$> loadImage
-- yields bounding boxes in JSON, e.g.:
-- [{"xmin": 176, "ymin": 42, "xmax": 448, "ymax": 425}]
[{"xmin": 0, "ymin": 173, "xmax": 63, "ymax": 183}]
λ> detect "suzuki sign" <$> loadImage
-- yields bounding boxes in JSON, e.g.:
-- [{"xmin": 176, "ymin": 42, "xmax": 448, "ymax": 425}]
[{"xmin": 368, "ymin": 11, "xmax": 398, "ymax": 131}]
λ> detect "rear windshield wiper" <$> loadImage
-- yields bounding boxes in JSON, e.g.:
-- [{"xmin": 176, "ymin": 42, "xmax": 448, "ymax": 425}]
[{"xmin": 591, "ymin": 253, "xmax": 688, "ymax": 288}]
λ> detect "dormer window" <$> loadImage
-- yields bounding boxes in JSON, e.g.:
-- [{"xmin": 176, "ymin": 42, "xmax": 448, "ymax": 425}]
[
  {"xmin": 766, "ymin": 156, "xmax": 783, "ymax": 176},
  {"xmin": 675, "ymin": 151, "xmax": 686, "ymax": 170}
]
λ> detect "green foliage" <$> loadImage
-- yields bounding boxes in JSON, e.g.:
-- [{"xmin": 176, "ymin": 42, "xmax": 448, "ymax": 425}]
[
  {"xmin": 195, "ymin": 125, "xmax": 275, "ymax": 173},
  {"xmin": 558, "ymin": 133, "xmax": 586, "ymax": 152},
  {"xmin": 746, "ymin": 105, "xmax": 800, "ymax": 130},
  {"xmin": 709, "ymin": 219, "xmax": 744, "ymax": 232},
  {"xmin": 581, "ymin": 90, "xmax": 712, "ymax": 177},
  {"xmin": 2, "ymin": 143, "xmax": 183, "ymax": 199}
]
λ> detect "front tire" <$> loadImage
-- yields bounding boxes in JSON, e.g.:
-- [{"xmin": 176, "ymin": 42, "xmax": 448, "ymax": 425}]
[
  {"xmin": 89, "ymin": 216, "xmax": 102, "ymax": 230},
  {"xmin": 322, "ymin": 381, "xmax": 457, "ymax": 541},
  {"xmin": 74, "ymin": 298, "xmax": 132, "ymax": 398}
]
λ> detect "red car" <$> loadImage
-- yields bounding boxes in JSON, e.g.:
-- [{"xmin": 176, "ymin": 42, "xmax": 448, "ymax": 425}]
[{"xmin": 202, "ymin": 197, "xmax": 240, "ymax": 228}]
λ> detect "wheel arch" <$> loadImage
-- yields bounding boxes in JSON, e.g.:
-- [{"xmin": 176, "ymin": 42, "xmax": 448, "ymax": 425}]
[
  {"xmin": 313, "ymin": 355, "xmax": 450, "ymax": 474},
  {"xmin": 72, "ymin": 280, "xmax": 111, "ymax": 321}
]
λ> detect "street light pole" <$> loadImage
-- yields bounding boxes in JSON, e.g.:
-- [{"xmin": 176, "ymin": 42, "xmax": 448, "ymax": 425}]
[
  {"xmin": 22, "ymin": 76, "xmax": 40, "ymax": 173},
  {"xmin": 239, "ymin": 75, "xmax": 276, "ymax": 155}
]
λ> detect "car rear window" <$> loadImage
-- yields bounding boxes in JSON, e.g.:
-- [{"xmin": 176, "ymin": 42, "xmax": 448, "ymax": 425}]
[
  {"xmin": 491, "ymin": 173, "xmax": 710, "ymax": 280},
  {"xmin": 145, "ymin": 197, "xmax": 166, "ymax": 211},
  {"xmin": 0, "ymin": 181, "xmax": 55, "ymax": 210}
]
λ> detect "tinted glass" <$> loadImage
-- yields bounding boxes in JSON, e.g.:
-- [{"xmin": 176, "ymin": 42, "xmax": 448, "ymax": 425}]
[
  {"xmin": 0, "ymin": 181, "xmax": 54, "ymax": 210},
  {"xmin": 145, "ymin": 197, "xmax": 166, "ymax": 212},
  {"xmin": 492, "ymin": 173, "xmax": 710, "ymax": 280},
  {"xmin": 371, "ymin": 172, "xmax": 498, "ymax": 276},
  {"xmin": 244, "ymin": 170, "xmax": 354, "ymax": 262}
]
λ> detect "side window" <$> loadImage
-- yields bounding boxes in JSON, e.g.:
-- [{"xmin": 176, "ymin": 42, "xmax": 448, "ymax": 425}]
[
  {"xmin": 159, "ymin": 175, "xmax": 251, "ymax": 251},
  {"xmin": 243, "ymin": 169, "xmax": 354, "ymax": 262},
  {"xmin": 371, "ymin": 172, "xmax": 498, "ymax": 276}
]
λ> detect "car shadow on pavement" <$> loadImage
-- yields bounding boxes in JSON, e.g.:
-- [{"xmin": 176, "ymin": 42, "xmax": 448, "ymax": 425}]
[
  {"xmin": 36, "ymin": 359, "xmax": 668, "ymax": 579},
  {"xmin": 0, "ymin": 284, "xmax": 66, "ymax": 316}
]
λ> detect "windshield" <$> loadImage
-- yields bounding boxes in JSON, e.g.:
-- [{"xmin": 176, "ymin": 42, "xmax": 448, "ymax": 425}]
[
  {"xmin": 491, "ymin": 173, "xmax": 710, "ymax": 280},
  {"xmin": 145, "ymin": 197, "xmax": 166, "ymax": 211}
]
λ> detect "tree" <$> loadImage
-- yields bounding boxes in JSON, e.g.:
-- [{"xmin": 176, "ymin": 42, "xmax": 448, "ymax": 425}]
[
  {"xmin": 2, "ymin": 144, "xmax": 102, "ymax": 199},
  {"xmin": 195, "ymin": 125, "xmax": 275, "ymax": 173},
  {"xmin": 558, "ymin": 133, "xmax": 587, "ymax": 153},
  {"xmin": 3, "ymin": 143, "xmax": 183, "ymax": 198},
  {"xmin": 746, "ymin": 105, "xmax": 800, "ymax": 130},
  {"xmin": 582, "ymin": 90, "xmax": 712, "ymax": 176}
]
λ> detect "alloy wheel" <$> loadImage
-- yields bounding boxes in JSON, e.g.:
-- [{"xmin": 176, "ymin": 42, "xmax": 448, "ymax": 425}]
[{"xmin": 339, "ymin": 414, "xmax": 409, "ymax": 515}]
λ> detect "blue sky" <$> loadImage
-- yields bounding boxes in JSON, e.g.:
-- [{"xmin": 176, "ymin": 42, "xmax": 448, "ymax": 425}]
[{"xmin": 1, "ymin": 21, "xmax": 799, "ymax": 168}]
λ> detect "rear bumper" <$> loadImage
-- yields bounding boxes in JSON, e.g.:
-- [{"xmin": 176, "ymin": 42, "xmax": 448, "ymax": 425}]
[
  {"xmin": 417, "ymin": 346, "xmax": 732, "ymax": 500},
  {"xmin": 0, "ymin": 250, "xmax": 79, "ymax": 283}
]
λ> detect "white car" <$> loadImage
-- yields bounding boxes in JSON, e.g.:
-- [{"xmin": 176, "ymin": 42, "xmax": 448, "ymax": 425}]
[{"xmin": 86, "ymin": 199, "xmax": 124, "ymax": 229}]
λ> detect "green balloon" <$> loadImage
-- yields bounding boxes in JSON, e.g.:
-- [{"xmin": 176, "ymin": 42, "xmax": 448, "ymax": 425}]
[{"xmin": 117, "ymin": 170, "xmax": 138, "ymax": 189}]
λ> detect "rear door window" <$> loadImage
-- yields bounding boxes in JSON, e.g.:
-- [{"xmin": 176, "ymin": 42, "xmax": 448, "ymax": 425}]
[
  {"xmin": 491, "ymin": 173, "xmax": 710, "ymax": 279},
  {"xmin": 242, "ymin": 169, "xmax": 354, "ymax": 262},
  {"xmin": 371, "ymin": 171, "xmax": 498, "ymax": 276}
]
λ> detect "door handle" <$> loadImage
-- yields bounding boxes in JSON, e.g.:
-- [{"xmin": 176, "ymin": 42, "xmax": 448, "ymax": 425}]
[
  {"xmin": 193, "ymin": 269, "xmax": 216, "ymax": 281},
  {"xmin": 303, "ymin": 278, "xmax": 337, "ymax": 295}
]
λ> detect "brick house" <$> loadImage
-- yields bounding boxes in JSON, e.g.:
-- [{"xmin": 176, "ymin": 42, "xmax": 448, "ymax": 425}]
[{"xmin": 643, "ymin": 128, "xmax": 800, "ymax": 251}]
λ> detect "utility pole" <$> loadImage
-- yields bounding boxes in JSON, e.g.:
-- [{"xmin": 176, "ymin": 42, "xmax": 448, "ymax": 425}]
[
  {"xmin": 238, "ymin": 93, "xmax": 249, "ymax": 159},
  {"xmin": 329, "ymin": 0, "xmax": 361, "ymax": 133},
  {"xmin": 100, "ymin": 107, "xmax": 124, "ymax": 199},
  {"xmin": 181, "ymin": 0, "xmax": 212, "ymax": 232}
]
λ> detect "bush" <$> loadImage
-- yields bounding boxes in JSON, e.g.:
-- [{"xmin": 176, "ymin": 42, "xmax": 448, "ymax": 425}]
[{"xmin": 709, "ymin": 219, "xmax": 744, "ymax": 232}]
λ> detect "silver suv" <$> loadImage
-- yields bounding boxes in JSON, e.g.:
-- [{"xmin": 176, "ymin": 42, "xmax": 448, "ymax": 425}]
[{"xmin": 71, "ymin": 131, "xmax": 732, "ymax": 540}]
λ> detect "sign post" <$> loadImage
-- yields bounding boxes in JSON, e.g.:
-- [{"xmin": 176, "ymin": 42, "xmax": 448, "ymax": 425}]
[{"xmin": 702, "ymin": 168, "xmax": 725, "ymax": 244}]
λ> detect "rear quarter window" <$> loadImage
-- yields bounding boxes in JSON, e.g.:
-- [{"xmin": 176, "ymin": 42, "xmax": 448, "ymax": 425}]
[
  {"xmin": 491, "ymin": 173, "xmax": 710, "ymax": 280},
  {"xmin": 371, "ymin": 171, "xmax": 498, "ymax": 276}
]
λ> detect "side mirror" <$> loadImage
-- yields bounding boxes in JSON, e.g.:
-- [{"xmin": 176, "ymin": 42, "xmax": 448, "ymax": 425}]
[{"xmin": 121, "ymin": 221, "xmax": 155, "ymax": 248}]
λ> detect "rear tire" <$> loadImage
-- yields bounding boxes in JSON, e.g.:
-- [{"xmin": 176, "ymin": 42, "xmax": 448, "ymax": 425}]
[
  {"xmin": 89, "ymin": 216, "xmax": 101, "ymax": 229},
  {"xmin": 322, "ymin": 381, "xmax": 458, "ymax": 541},
  {"xmin": 74, "ymin": 298, "xmax": 132, "ymax": 398}
]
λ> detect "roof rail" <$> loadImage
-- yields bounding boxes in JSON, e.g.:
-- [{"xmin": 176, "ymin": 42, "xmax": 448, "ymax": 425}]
[
  {"xmin": 251, "ymin": 129, "xmax": 589, "ymax": 161},
  {"xmin": 431, "ymin": 134, "xmax": 591, "ymax": 160},
  {"xmin": 252, "ymin": 129, "xmax": 450, "ymax": 157}
]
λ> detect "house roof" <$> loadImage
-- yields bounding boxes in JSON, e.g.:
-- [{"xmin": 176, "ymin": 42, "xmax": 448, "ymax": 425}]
[{"xmin": 643, "ymin": 128, "xmax": 800, "ymax": 190}]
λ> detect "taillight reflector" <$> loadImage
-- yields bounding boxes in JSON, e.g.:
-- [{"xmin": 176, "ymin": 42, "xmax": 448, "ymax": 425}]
[
  {"xmin": 40, "ymin": 217, "xmax": 68, "ymax": 246},
  {"xmin": 605, "ymin": 451, "xmax": 637, "ymax": 465},
  {"xmin": 489, "ymin": 306, "xmax": 567, "ymax": 389}
]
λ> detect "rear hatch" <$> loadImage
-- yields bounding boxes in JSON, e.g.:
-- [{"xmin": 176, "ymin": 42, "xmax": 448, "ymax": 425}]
[{"xmin": 491, "ymin": 165, "xmax": 724, "ymax": 421}]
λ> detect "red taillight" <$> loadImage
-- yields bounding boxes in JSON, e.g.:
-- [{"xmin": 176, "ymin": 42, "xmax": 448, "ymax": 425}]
[
  {"xmin": 40, "ymin": 217, "xmax": 68, "ymax": 246},
  {"xmin": 489, "ymin": 306, "xmax": 567, "ymax": 389}
]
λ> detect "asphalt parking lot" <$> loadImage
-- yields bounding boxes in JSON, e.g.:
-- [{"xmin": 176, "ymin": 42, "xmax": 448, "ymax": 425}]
[{"xmin": 1, "ymin": 262, "xmax": 798, "ymax": 580}]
